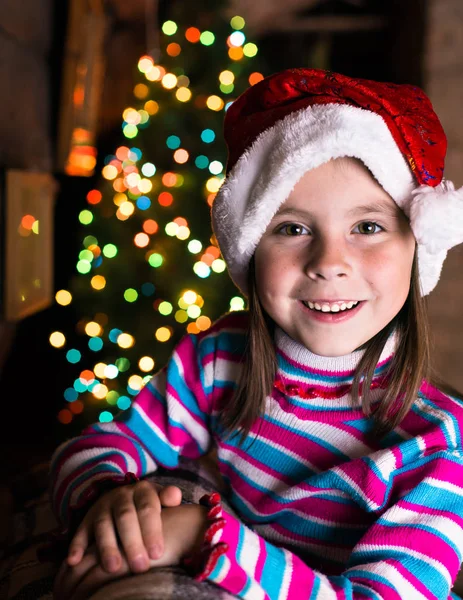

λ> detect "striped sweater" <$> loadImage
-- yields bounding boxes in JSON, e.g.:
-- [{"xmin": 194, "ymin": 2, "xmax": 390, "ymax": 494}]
[{"xmin": 50, "ymin": 311, "xmax": 463, "ymax": 599}]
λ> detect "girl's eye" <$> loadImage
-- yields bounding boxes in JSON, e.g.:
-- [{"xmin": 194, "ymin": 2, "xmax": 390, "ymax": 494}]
[
  {"xmin": 278, "ymin": 223, "xmax": 310, "ymax": 236},
  {"xmin": 354, "ymin": 221, "xmax": 384, "ymax": 235}
]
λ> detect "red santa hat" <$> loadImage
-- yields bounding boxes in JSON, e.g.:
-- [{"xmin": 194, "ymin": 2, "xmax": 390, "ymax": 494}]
[{"xmin": 211, "ymin": 68, "xmax": 463, "ymax": 296}]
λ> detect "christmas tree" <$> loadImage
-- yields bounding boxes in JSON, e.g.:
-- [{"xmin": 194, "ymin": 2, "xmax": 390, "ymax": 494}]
[{"xmin": 51, "ymin": 1, "xmax": 270, "ymax": 436}]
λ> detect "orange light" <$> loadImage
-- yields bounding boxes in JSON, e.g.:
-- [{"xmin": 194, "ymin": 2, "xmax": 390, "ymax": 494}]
[
  {"xmin": 249, "ymin": 72, "xmax": 264, "ymax": 86},
  {"xmin": 87, "ymin": 190, "xmax": 102, "ymax": 205},
  {"xmin": 69, "ymin": 400, "xmax": 84, "ymax": 414},
  {"xmin": 185, "ymin": 27, "xmax": 201, "ymax": 43},
  {"xmin": 58, "ymin": 409, "xmax": 73, "ymax": 424},
  {"xmin": 80, "ymin": 369, "xmax": 95, "ymax": 382},
  {"xmin": 134, "ymin": 232, "xmax": 150, "ymax": 248},
  {"xmin": 173, "ymin": 149, "xmax": 189, "ymax": 164},
  {"xmin": 207, "ymin": 192, "xmax": 216, "ymax": 206},
  {"xmin": 173, "ymin": 217, "xmax": 187, "ymax": 227},
  {"xmin": 187, "ymin": 322, "xmax": 200, "ymax": 334},
  {"xmin": 162, "ymin": 172, "xmax": 177, "ymax": 187},
  {"xmin": 21, "ymin": 214, "xmax": 36, "ymax": 230},
  {"xmin": 158, "ymin": 192, "xmax": 173, "ymax": 207},
  {"xmin": 113, "ymin": 178, "xmax": 127, "ymax": 192},
  {"xmin": 229, "ymin": 47, "xmax": 244, "ymax": 61},
  {"xmin": 143, "ymin": 219, "xmax": 158, "ymax": 234},
  {"xmin": 116, "ymin": 146, "xmax": 130, "ymax": 161},
  {"xmin": 167, "ymin": 42, "xmax": 181, "ymax": 57}
]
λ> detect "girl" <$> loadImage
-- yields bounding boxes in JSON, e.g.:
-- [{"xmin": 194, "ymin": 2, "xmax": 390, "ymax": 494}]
[{"xmin": 52, "ymin": 68, "xmax": 463, "ymax": 599}]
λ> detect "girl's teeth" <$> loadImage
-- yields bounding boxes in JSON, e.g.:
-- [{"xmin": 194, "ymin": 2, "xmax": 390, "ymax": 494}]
[{"xmin": 305, "ymin": 301, "xmax": 360, "ymax": 313}]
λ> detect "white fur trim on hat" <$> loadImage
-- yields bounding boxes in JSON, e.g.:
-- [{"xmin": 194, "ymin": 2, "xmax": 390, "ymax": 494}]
[{"xmin": 212, "ymin": 103, "xmax": 463, "ymax": 296}]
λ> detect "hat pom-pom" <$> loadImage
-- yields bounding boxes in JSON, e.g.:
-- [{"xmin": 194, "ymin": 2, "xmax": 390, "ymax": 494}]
[{"xmin": 409, "ymin": 179, "xmax": 463, "ymax": 255}]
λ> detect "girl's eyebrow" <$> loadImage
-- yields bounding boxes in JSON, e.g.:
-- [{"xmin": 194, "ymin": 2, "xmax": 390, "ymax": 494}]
[{"xmin": 275, "ymin": 202, "xmax": 399, "ymax": 219}]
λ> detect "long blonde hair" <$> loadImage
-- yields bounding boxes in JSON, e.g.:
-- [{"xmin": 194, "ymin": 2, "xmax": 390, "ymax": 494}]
[{"xmin": 221, "ymin": 251, "xmax": 461, "ymax": 442}]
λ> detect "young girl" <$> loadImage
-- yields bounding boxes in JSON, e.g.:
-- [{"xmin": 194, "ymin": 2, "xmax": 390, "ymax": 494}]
[{"xmin": 51, "ymin": 68, "xmax": 463, "ymax": 600}]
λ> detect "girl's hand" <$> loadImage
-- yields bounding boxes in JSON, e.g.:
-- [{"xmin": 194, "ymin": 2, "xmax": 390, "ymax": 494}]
[
  {"xmin": 67, "ymin": 480, "xmax": 182, "ymax": 574},
  {"xmin": 54, "ymin": 504, "xmax": 209, "ymax": 600}
]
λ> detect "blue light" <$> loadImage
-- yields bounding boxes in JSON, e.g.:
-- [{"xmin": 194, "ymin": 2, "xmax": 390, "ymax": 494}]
[
  {"xmin": 141, "ymin": 282, "xmax": 156, "ymax": 296},
  {"xmin": 137, "ymin": 196, "xmax": 151, "ymax": 210},
  {"xmin": 195, "ymin": 155, "xmax": 209, "ymax": 169},
  {"xmin": 166, "ymin": 135, "xmax": 181, "ymax": 149},
  {"xmin": 74, "ymin": 378, "xmax": 88, "ymax": 393},
  {"xmin": 66, "ymin": 349, "xmax": 81, "ymax": 364},
  {"xmin": 99, "ymin": 411, "xmax": 114, "ymax": 423},
  {"xmin": 117, "ymin": 396, "xmax": 131, "ymax": 410},
  {"xmin": 130, "ymin": 147, "xmax": 142, "ymax": 161},
  {"xmin": 64, "ymin": 387, "xmax": 79, "ymax": 402},
  {"xmin": 89, "ymin": 337, "xmax": 103, "ymax": 351},
  {"xmin": 201, "ymin": 129, "xmax": 215, "ymax": 143},
  {"xmin": 109, "ymin": 328, "xmax": 123, "ymax": 343}
]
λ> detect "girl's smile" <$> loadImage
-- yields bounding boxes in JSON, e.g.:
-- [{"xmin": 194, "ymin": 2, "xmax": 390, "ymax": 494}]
[{"xmin": 254, "ymin": 157, "xmax": 416, "ymax": 357}]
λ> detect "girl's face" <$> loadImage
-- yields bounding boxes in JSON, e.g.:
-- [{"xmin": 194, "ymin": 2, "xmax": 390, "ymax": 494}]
[{"xmin": 254, "ymin": 157, "xmax": 416, "ymax": 357}]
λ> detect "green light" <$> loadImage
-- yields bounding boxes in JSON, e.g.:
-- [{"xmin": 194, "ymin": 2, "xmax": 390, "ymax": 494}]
[
  {"xmin": 220, "ymin": 83, "xmax": 234, "ymax": 94},
  {"xmin": 188, "ymin": 239, "xmax": 202, "ymax": 254},
  {"xmin": 123, "ymin": 124, "xmax": 138, "ymax": 138},
  {"xmin": 103, "ymin": 244, "xmax": 118, "ymax": 258},
  {"xmin": 106, "ymin": 391, "xmax": 119, "ymax": 405},
  {"xmin": 230, "ymin": 15, "xmax": 245, "ymax": 30},
  {"xmin": 77, "ymin": 259, "xmax": 91, "ymax": 274},
  {"xmin": 243, "ymin": 42, "xmax": 258, "ymax": 57},
  {"xmin": 200, "ymin": 31, "xmax": 215, "ymax": 46},
  {"xmin": 79, "ymin": 210, "xmax": 93, "ymax": 225},
  {"xmin": 174, "ymin": 174, "xmax": 185, "ymax": 187},
  {"xmin": 99, "ymin": 411, "xmax": 114, "ymax": 423},
  {"xmin": 79, "ymin": 249, "xmax": 94, "ymax": 262},
  {"xmin": 162, "ymin": 20, "xmax": 178, "ymax": 35},
  {"xmin": 116, "ymin": 357, "xmax": 130, "ymax": 372},
  {"xmin": 159, "ymin": 301, "xmax": 173, "ymax": 315},
  {"xmin": 149, "ymin": 253, "xmax": 163, "ymax": 268},
  {"xmin": 141, "ymin": 162, "xmax": 156, "ymax": 177},
  {"xmin": 124, "ymin": 288, "xmax": 138, "ymax": 302},
  {"xmin": 84, "ymin": 235, "xmax": 98, "ymax": 247}
]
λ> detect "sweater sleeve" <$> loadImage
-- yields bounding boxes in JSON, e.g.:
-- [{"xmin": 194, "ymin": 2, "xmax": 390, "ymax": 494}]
[
  {"xmin": 187, "ymin": 450, "xmax": 463, "ymax": 600},
  {"xmin": 49, "ymin": 331, "xmax": 213, "ymax": 528}
]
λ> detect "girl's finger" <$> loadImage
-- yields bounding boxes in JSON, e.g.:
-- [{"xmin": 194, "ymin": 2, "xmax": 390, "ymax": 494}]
[
  {"xmin": 133, "ymin": 482, "xmax": 165, "ymax": 560},
  {"xmin": 54, "ymin": 551, "xmax": 99, "ymax": 600},
  {"xmin": 158, "ymin": 484, "xmax": 183, "ymax": 507},
  {"xmin": 92, "ymin": 509, "xmax": 122, "ymax": 573},
  {"xmin": 112, "ymin": 488, "xmax": 151, "ymax": 572},
  {"xmin": 67, "ymin": 521, "xmax": 91, "ymax": 566}
]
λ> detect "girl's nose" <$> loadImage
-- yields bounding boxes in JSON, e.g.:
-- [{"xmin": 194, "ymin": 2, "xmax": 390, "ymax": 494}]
[{"xmin": 304, "ymin": 238, "xmax": 352, "ymax": 281}]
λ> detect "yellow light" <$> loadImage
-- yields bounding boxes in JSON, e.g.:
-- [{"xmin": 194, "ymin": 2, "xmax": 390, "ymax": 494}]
[
  {"xmin": 117, "ymin": 333, "xmax": 135, "ymax": 348},
  {"xmin": 175, "ymin": 309, "xmax": 188, "ymax": 323},
  {"xmin": 128, "ymin": 374, "xmax": 144, "ymax": 391},
  {"xmin": 113, "ymin": 192, "xmax": 127, "ymax": 206},
  {"xmin": 49, "ymin": 331, "xmax": 65, "ymax": 348},
  {"xmin": 176, "ymin": 87, "xmax": 192, "ymax": 102},
  {"xmin": 91, "ymin": 275, "xmax": 106, "ymax": 290},
  {"xmin": 32, "ymin": 220, "xmax": 39, "ymax": 234},
  {"xmin": 92, "ymin": 383, "xmax": 109, "ymax": 400},
  {"xmin": 155, "ymin": 327, "xmax": 172, "ymax": 342},
  {"xmin": 120, "ymin": 201, "xmax": 135, "ymax": 217},
  {"xmin": 165, "ymin": 222, "xmax": 179, "ymax": 236},
  {"xmin": 162, "ymin": 73, "xmax": 178, "ymax": 89},
  {"xmin": 178, "ymin": 297, "xmax": 188, "ymax": 309},
  {"xmin": 219, "ymin": 70, "xmax": 235, "ymax": 85},
  {"xmin": 55, "ymin": 289, "xmax": 72, "ymax": 306},
  {"xmin": 206, "ymin": 176, "xmax": 224, "ymax": 193},
  {"xmin": 85, "ymin": 321, "xmax": 102, "ymax": 337},
  {"xmin": 138, "ymin": 55, "xmax": 154, "ymax": 73},
  {"xmin": 177, "ymin": 226, "xmax": 190, "ymax": 240},
  {"xmin": 211, "ymin": 258, "xmax": 226, "ymax": 273},
  {"xmin": 145, "ymin": 66, "xmax": 164, "ymax": 82},
  {"xmin": 196, "ymin": 316, "xmax": 212, "ymax": 331},
  {"xmin": 187, "ymin": 305, "xmax": 201, "ymax": 319},
  {"xmin": 139, "ymin": 356, "xmax": 155, "ymax": 372},
  {"xmin": 134, "ymin": 232, "xmax": 150, "ymax": 248},
  {"xmin": 173, "ymin": 149, "xmax": 189, "ymax": 164},
  {"xmin": 102, "ymin": 165, "xmax": 118, "ymax": 180},
  {"xmin": 94, "ymin": 362, "xmax": 107, "ymax": 379},
  {"xmin": 206, "ymin": 95, "xmax": 224, "ymax": 111},
  {"xmin": 183, "ymin": 290, "xmax": 197, "ymax": 304},
  {"xmin": 134, "ymin": 83, "xmax": 149, "ymax": 99},
  {"xmin": 116, "ymin": 208, "xmax": 130, "ymax": 221},
  {"xmin": 145, "ymin": 100, "xmax": 159, "ymax": 115},
  {"xmin": 138, "ymin": 179, "xmax": 153, "ymax": 193},
  {"xmin": 123, "ymin": 108, "xmax": 141, "ymax": 125}
]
